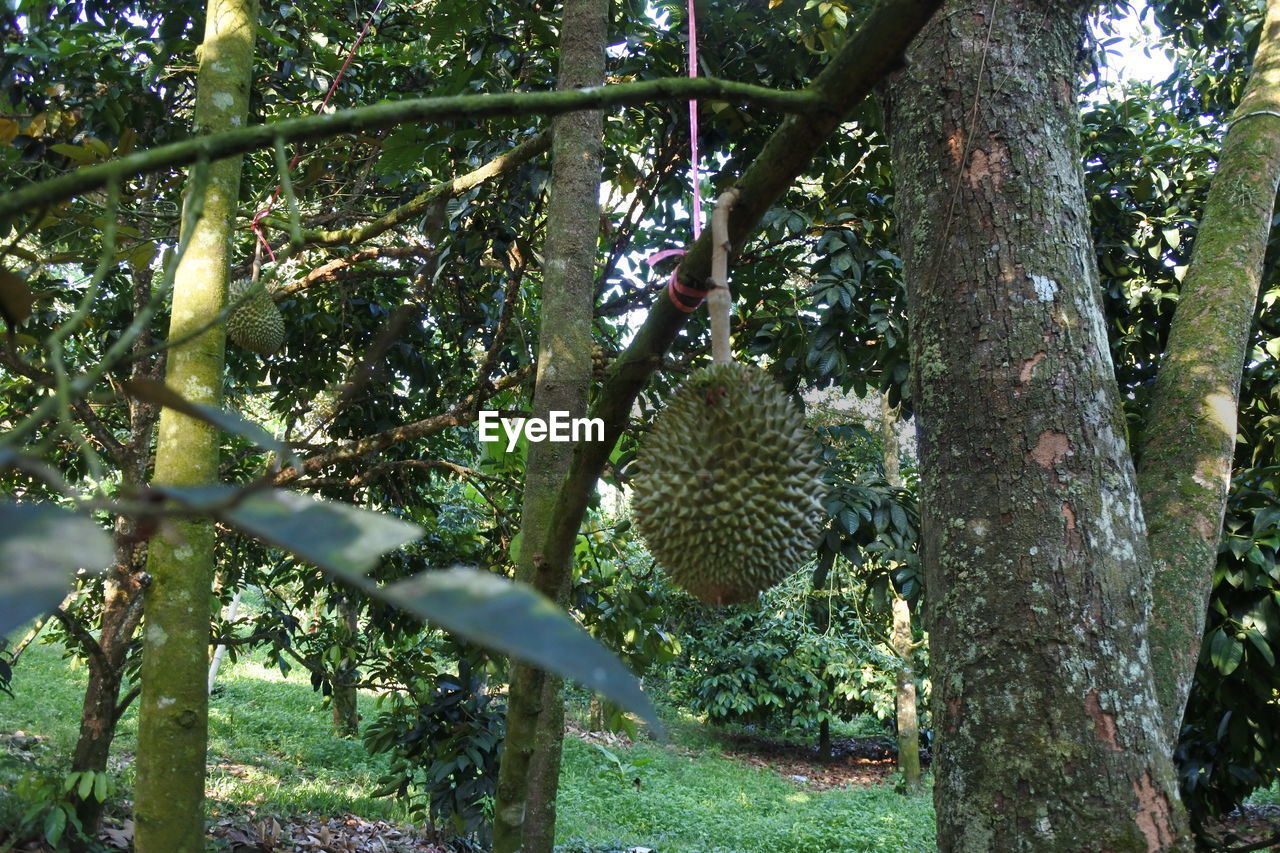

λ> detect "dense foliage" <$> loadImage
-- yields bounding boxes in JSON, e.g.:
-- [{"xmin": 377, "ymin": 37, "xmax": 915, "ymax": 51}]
[{"xmin": 2, "ymin": 0, "xmax": 1280, "ymax": 845}]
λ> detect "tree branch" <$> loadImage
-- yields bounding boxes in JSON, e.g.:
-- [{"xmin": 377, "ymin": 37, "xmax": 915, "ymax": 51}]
[
  {"xmin": 275, "ymin": 129, "xmax": 552, "ymax": 260},
  {"xmin": 51, "ymin": 607, "xmax": 109, "ymax": 674},
  {"xmin": 1136, "ymin": 0, "xmax": 1280, "ymax": 741},
  {"xmin": 272, "ymin": 367, "xmax": 530, "ymax": 485},
  {"xmin": 0, "ymin": 79, "xmax": 818, "ymax": 220}
]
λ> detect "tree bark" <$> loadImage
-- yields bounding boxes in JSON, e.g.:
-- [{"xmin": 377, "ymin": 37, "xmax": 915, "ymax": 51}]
[
  {"xmin": 1137, "ymin": 0, "xmax": 1280, "ymax": 744},
  {"xmin": 491, "ymin": 1, "xmax": 605, "ymax": 850},
  {"xmin": 330, "ymin": 596, "xmax": 360, "ymax": 738},
  {"xmin": 69, "ymin": 536, "xmax": 147, "ymax": 843},
  {"xmin": 882, "ymin": 394, "xmax": 921, "ymax": 791},
  {"xmin": 133, "ymin": 0, "xmax": 256, "ymax": 849},
  {"xmin": 890, "ymin": 596, "xmax": 922, "ymax": 791},
  {"xmin": 885, "ymin": 0, "xmax": 1190, "ymax": 847}
]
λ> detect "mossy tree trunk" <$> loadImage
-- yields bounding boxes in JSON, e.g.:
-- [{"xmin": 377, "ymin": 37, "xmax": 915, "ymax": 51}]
[
  {"xmin": 884, "ymin": 0, "xmax": 1190, "ymax": 846},
  {"xmin": 882, "ymin": 394, "xmax": 920, "ymax": 792},
  {"xmin": 1137, "ymin": 0, "xmax": 1280, "ymax": 744},
  {"xmin": 491, "ymin": 1, "xmax": 605, "ymax": 850},
  {"xmin": 133, "ymin": 0, "xmax": 257, "ymax": 849}
]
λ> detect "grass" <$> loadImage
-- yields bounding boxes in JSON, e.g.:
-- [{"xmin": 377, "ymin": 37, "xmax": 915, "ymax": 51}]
[
  {"xmin": 556, "ymin": 736, "xmax": 934, "ymax": 853},
  {"xmin": 0, "ymin": 638, "xmax": 403, "ymax": 823},
  {"xmin": 1, "ymin": 635, "xmax": 936, "ymax": 852}
]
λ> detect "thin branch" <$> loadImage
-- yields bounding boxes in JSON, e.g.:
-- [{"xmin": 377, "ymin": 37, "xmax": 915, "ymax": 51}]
[
  {"xmin": 1, "ymin": 79, "xmax": 819, "ymax": 220},
  {"xmin": 295, "ymin": 458, "xmax": 515, "ymax": 490},
  {"xmin": 0, "ymin": 348, "xmax": 129, "ymax": 465},
  {"xmin": 272, "ymin": 367, "xmax": 530, "ymax": 485},
  {"xmin": 276, "ymin": 246, "xmax": 435, "ymax": 297},
  {"xmin": 275, "ymin": 129, "xmax": 552, "ymax": 261},
  {"xmin": 114, "ymin": 685, "xmax": 141, "ymax": 724},
  {"xmin": 50, "ymin": 608, "xmax": 108, "ymax": 674}
]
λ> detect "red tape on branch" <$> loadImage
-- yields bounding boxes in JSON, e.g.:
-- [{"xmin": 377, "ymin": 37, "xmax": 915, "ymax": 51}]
[
  {"xmin": 640, "ymin": 1, "xmax": 707, "ymax": 311},
  {"xmin": 646, "ymin": 248, "xmax": 709, "ymax": 312},
  {"xmin": 668, "ymin": 268, "xmax": 710, "ymax": 312}
]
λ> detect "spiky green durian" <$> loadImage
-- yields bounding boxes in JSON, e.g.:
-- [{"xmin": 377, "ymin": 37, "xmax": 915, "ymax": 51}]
[
  {"xmin": 631, "ymin": 362, "xmax": 828, "ymax": 605},
  {"xmin": 226, "ymin": 278, "xmax": 285, "ymax": 356}
]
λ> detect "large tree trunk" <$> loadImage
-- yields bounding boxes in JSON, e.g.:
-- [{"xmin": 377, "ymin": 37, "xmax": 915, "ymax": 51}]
[
  {"xmin": 133, "ymin": 0, "xmax": 257, "ymax": 848},
  {"xmin": 491, "ymin": 1, "xmax": 605, "ymax": 850},
  {"xmin": 884, "ymin": 0, "xmax": 1189, "ymax": 847},
  {"xmin": 1137, "ymin": 0, "xmax": 1280, "ymax": 743}
]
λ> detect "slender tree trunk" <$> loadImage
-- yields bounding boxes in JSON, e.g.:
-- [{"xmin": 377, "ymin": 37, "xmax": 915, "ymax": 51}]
[
  {"xmin": 1137, "ymin": 0, "xmax": 1280, "ymax": 743},
  {"xmin": 491, "ymin": 1, "xmax": 605, "ymax": 850},
  {"xmin": 882, "ymin": 394, "xmax": 920, "ymax": 791},
  {"xmin": 133, "ymin": 0, "xmax": 256, "ymax": 849},
  {"xmin": 818, "ymin": 717, "xmax": 832, "ymax": 760},
  {"xmin": 206, "ymin": 589, "xmax": 241, "ymax": 693},
  {"xmin": 890, "ymin": 596, "xmax": 921, "ymax": 791},
  {"xmin": 70, "ymin": 227, "xmax": 163, "ymax": 846},
  {"xmin": 885, "ymin": 0, "xmax": 1189, "ymax": 847},
  {"xmin": 330, "ymin": 596, "xmax": 360, "ymax": 738},
  {"xmin": 69, "ymin": 544, "xmax": 146, "ymax": 842}
]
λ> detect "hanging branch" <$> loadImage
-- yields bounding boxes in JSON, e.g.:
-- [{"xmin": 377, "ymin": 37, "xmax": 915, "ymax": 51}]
[{"xmin": 708, "ymin": 188, "xmax": 740, "ymax": 365}]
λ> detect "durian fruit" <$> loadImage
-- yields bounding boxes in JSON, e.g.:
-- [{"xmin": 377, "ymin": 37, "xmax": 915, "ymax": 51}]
[
  {"xmin": 630, "ymin": 361, "xmax": 827, "ymax": 605},
  {"xmin": 226, "ymin": 278, "xmax": 285, "ymax": 355}
]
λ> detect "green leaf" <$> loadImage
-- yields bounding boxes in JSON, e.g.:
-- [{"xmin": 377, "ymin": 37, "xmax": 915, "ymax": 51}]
[
  {"xmin": 0, "ymin": 503, "xmax": 112, "ymax": 635},
  {"xmin": 1245, "ymin": 628, "xmax": 1276, "ymax": 667},
  {"xmin": 123, "ymin": 379, "xmax": 295, "ymax": 463},
  {"xmin": 43, "ymin": 806, "xmax": 66, "ymax": 846},
  {"xmin": 382, "ymin": 567, "xmax": 663, "ymax": 735},
  {"xmin": 1210, "ymin": 628, "xmax": 1244, "ymax": 676},
  {"xmin": 76, "ymin": 771, "xmax": 94, "ymax": 801},
  {"xmin": 160, "ymin": 486, "xmax": 421, "ymax": 576}
]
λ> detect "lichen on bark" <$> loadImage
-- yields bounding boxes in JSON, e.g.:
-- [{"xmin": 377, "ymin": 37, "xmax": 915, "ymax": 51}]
[
  {"xmin": 1137, "ymin": 0, "xmax": 1280, "ymax": 743},
  {"xmin": 884, "ymin": 0, "xmax": 1191, "ymax": 846}
]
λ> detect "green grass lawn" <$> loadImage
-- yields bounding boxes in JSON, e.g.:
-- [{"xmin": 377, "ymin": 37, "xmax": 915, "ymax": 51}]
[
  {"xmin": 0, "ymin": 636, "xmax": 935, "ymax": 852},
  {"xmin": 557, "ymin": 735, "xmax": 934, "ymax": 853}
]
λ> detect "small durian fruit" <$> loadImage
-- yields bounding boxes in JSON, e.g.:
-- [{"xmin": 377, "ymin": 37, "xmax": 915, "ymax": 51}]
[
  {"xmin": 631, "ymin": 362, "xmax": 827, "ymax": 605},
  {"xmin": 226, "ymin": 278, "xmax": 285, "ymax": 356}
]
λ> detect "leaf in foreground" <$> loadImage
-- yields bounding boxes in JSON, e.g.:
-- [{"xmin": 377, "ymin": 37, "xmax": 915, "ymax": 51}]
[
  {"xmin": 384, "ymin": 567, "xmax": 664, "ymax": 735},
  {"xmin": 156, "ymin": 486, "xmax": 660, "ymax": 731},
  {"xmin": 0, "ymin": 502, "xmax": 112, "ymax": 634},
  {"xmin": 123, "ymin": 379, "xmax": 296, "ymax": 464},
  {"xmin": 161, "ymin": 485, "xmax": 421, "ymax": 576}
]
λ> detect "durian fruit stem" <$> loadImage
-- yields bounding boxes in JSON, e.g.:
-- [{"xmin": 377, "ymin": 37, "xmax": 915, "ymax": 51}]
[{"xmin": 709, "ymin": 188, "xmax": 741, "ymax": 365}]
